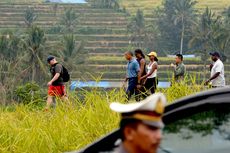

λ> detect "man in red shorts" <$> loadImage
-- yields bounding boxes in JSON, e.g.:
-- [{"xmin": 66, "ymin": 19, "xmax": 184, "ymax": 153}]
[{"xmin": 45, "ymin": 55, "xmax": 67, "ymax": 110}]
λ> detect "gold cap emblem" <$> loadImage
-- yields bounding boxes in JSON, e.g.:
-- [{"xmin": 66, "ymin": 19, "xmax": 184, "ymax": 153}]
[{"xmin": 155, "ymin": 98, "xmax": 164, "ymax": 114}]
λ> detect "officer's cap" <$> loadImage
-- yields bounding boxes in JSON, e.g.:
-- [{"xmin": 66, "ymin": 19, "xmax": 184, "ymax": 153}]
[{"xmin": 110, "ymin": 93, "xmax": 166, "ymax": 128}]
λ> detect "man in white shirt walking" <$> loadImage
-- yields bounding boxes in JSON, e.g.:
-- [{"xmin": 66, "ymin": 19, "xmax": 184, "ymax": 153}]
[{"xmin": 205, "ymin": 52, "xmax": 225, "ymax": 87}]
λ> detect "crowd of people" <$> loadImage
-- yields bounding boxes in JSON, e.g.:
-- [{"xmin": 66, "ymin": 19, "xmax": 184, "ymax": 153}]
[
  {"xmin": 45, "ymin": 50, "xmax": 226, "ymax": 108},
  {"xmin": 124, "ymin": 49, "xmax": 226, "ymax": 101},
  {"xmin": 124, "ymin": 49, "xmax": 185, "ymax": 101}
]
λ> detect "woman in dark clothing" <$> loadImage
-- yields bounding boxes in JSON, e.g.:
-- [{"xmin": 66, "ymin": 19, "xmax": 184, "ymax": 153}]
[
  {"xmin": 134, "ymin": 49, "xmax": 147, "ymax": 100},
  {"xmin": 135, "ymin": 49, "xmax": 146, "ymax": 78}
]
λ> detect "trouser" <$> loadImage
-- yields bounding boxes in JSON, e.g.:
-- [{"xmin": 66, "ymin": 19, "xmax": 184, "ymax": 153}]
[
  {"xmin": 143, "ymin": 77, "xmax": 157, "ymax": 98},
  {"xmin": 126, "ymin": 77, "xmax": 139, "ymax": 101}
]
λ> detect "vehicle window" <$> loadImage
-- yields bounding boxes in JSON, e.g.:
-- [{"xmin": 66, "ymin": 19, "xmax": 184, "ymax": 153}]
[{"xmin": 161, "ymin": 107, "xmax": 230, "ymax": 153}]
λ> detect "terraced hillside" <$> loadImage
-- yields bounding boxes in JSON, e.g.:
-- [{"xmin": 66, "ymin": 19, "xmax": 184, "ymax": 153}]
[
  {"xmin": 120, "ymin": 0, "xmax": 230, "ymax": 16},
  {"xmin": 0, "ymin": 1, "xmax": 229, "ymax": 84},
  {"xmin": 0, "ymin": 2, "xmax": 130, "ymax": 81}
]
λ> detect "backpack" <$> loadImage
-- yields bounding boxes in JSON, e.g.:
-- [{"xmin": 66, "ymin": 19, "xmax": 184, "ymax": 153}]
[{"xmin": 61, "ymin": 65, "xmax": 70, "ymax": 82}]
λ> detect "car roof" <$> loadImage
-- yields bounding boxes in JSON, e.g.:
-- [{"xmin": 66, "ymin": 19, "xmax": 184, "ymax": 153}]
[{"xmin": 70, "ymin": 87, "xmax": 230, "ymax": 153}]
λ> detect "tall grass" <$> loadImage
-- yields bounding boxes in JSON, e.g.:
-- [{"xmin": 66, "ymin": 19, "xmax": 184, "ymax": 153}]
[
  {"xmin": 0, "ymin": 82, "xmax": 204, "ymax": 153},
  {"xmin": 0, "ymin": 89, "xmax": 123, "ymax": 153}
]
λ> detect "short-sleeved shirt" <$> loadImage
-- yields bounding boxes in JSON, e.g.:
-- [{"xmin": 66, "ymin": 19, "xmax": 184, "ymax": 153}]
[
  {"xmin": 126, "ymin": 58, "xmax": 140, "ymax": 78},
  {"xmin": 174, "ymin": 62, "xmax": 186, "ymax": 81},
  {"xmin": 50, "ymin": 63, "xmax": 64, "ymax": 86},
  {"xmin": 211, "ymin": 59, "xmax": 225, "ymax": 87},
  {"xmin": 147, "ymin": 61, "xmax": 157, "ymax": 78}
]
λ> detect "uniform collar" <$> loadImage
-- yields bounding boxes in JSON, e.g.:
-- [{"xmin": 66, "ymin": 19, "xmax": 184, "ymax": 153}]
[{"xmin": 176, "ymin": 62, "xmax": 183, "ymax": 66}]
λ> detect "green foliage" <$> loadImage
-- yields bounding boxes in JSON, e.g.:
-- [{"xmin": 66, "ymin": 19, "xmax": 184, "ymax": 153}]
[
  {"xmin": 159, "ymin": 75, "xmax": 204, "ymax": 103},
  {"xmin": 0, "ymin": 60, "xmax": 20, "ymax": 105},
  {"xmin": 127, "ymin": 9, "xmax": 145, "ymax": 48},
  {"xmin": 14, "ymin": 82, "xmax": 45, "ymax": 105},
  {"xmin": 62, "ymin": 34, "xmax": 76, "ymax": 61},
  {"xmin": 127, "ymin": 9, "xmax": 145, "ymax": 33},
  {"xmin": 54, "ymin": 34, "xmax": 86, "ymax": 72},
  {"xmin": 46, "ymin": 26, "xmax": 62, "ymax": 34},
  {"xmin": 24, "ymin": 7, "xmax": 37, "ymax": 28},
  {"xmin": 24, "ymin": 26, "xmax": 46, "ymax": 83},
  {"xmin": 221, "ymin": 6, "xmax": 230, "ymax": 59},
  {"xmin": 0, "ymin": 31, "xmax": 21, "ymax": 61},
  {"xmin": 153, "ymin": 0, "xmax": 197, "ymax": 53},
  {"xmin": 78, "ymin": 27, "xmax": 113, "ymax": 34},
  {"xmin": 172, "ymin": 0, "xmax": 197, "ymax": 54},
  {"xmin": 60, "ymin": 8, "xmax": 78, "ymax": 33},
  {"xmin": 91, "ymin": 0, "xmax": 120, "ymax": 10},
  {"xmin": 27, "ymin": 26, "xmax": 46, "ymax": 51},
  {"xmin": 189, "ymin": 7, "xmax": 230, "ymax": 62}
]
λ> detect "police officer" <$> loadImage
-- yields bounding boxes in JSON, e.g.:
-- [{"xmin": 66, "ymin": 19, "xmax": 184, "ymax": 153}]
[{"xmin": 110, "ymin": 93, "xmax": 166, "ymax": 153}]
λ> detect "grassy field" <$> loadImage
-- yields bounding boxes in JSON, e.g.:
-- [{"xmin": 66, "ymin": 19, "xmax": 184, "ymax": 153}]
[
  {"xmin": 0, "ymin": 90, "xmax": 122, "ymax": 153},
  {"xmin": 0, "ymin": 82, "xmax": 204, "ymax": 153}
]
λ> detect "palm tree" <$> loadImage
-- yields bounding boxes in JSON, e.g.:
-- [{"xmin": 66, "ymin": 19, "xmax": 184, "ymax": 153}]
[
  {"xmin": 60, "ymin": 8, "xmax": 78, "ymax": 33},
  {"xmin": 127, "ymin": 9, "xmax": 145, "ymax": 48},
  {"xmin": 190, "ymin": 7, "xmax": 229, "ymax": 62},
  {"xmin": 0, "ymin": 31, "xmax": 21, "ymax": 61},
  {"xmin": 189, "ymin": 7, "xmax": 216, "ymax": 80},
  {"xmin": 58, "ymin": 34, "xmax": 85, "ymax": 71},
  {"xmin": 172, "ymin": 0, "xmax": 197, "ymax": 54},
  {"xmin": 220, "ymin": 7, "xmax": 230, "ymax": 59},
  {"xmin": 223, "ymin": 6, "xmax": 230, "ymax": 25},
  {"xmin": 24, "ymin": 7, "xmax": 37, "ymax": 28},
  {"xmin": 24, "ymin": 26, "xmax": 46, "ymax": 82}
]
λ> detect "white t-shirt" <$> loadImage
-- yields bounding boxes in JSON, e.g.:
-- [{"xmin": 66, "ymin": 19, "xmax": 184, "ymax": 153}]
[
  {"xmin": 147, "ymin": 61, "xmax": 157, "ymax": 78},
  {"xmin": 210, "ymin": 59, "xmax": 225, "ymax": 87}
]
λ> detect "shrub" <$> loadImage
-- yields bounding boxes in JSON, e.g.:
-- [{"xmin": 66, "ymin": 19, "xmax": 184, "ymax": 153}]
[
  {"xmin": 46, "ymin": 26, "xmax": 63, "ymax": 34},
  {"xmin": 14, "ymin": 82, "xmax": 46, "ymax": 105}
]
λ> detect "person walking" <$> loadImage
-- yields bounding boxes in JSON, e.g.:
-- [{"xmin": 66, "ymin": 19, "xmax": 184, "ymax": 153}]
[
  {"xmin": 124, "ymin": 51, "xmax": 140, "ymax": 101},
  {"xmin": 171, "ymin": 54, "xmax": 186, "ymax": 82},
  {"xmin": 110, "ymin": 93, "xmax": 167, "ymax": 153},
  {"xmin": 140, "ymin": 51, "xmax": 158, "ymax": 97},
  {"xmin": 134, "ymin": 49, "xmax": 147, "ymax": 100},
  {"xmin": 205, "ymin": 52, "xmax": 225, "ymax": 87},
  {"xmin": 45, "ymin": 55, "xmax": 67, "ymax": 110},
  {"xmin": 134, "ymin": 49, "xmax": 146, "ymax": 82}
]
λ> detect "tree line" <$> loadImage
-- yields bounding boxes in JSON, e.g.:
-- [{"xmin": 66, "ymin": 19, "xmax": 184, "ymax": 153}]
[{"xmin": 127, "ymin": 0, "xmax": 230, "ymax": 60}]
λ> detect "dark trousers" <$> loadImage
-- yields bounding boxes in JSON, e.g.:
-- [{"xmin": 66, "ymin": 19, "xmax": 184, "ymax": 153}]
[
  {"xmin": 126, "ymin": 77, "xmax": 139, "ymax": 101},
  {"xmin": 142, "ymin": 77, "xmax": 157, "ymax": 98}
]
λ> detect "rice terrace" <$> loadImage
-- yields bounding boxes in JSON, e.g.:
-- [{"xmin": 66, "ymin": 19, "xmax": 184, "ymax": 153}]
[{"xmin": 0, "ymin": 0, "xmax": 230, "ymax": 152}]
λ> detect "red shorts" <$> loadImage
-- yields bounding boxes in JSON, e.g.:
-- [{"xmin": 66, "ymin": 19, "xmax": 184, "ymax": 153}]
[{"xmin": 48, "ymin": 85, "xmax": 65, "ymax": 97}]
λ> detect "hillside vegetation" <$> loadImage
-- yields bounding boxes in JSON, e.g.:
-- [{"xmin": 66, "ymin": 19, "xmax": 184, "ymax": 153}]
[
  {"xmin": 120, "ymin": 0, "xmax": 230, "ymax": 15},
  {"xmin": 0, "ymin": 0, "xmax": 229, "ymax": 104}
]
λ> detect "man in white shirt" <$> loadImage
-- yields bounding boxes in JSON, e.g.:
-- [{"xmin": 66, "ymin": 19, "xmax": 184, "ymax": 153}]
[{"xmin": 205, "ymin": 52, "xmax": 225, "ymax": 87}]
